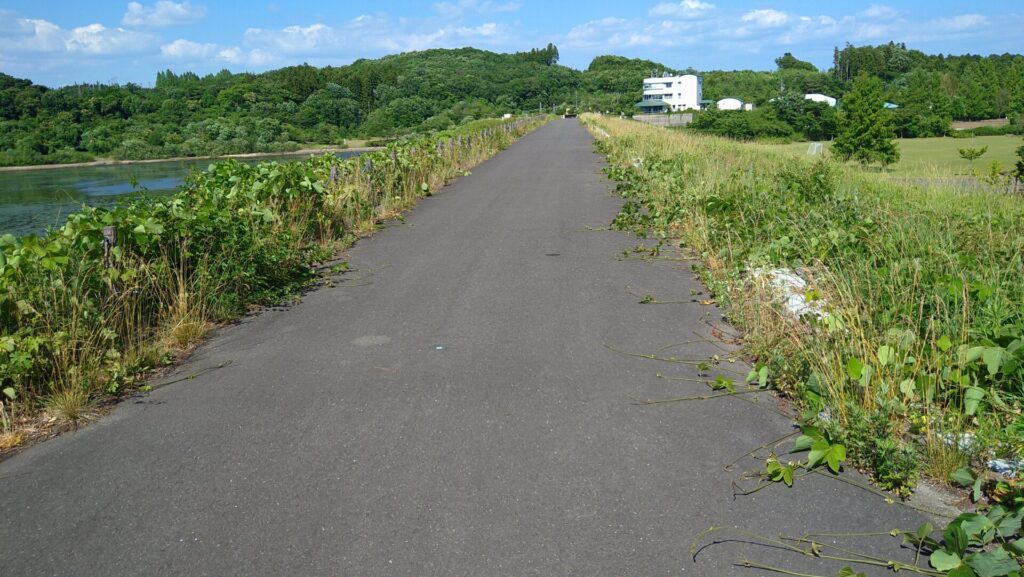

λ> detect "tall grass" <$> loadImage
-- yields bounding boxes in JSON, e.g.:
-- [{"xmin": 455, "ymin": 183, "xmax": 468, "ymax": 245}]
[
  {"xmin": 0, "ymin": 116, "xmax": 547, "ymax": 430},
  {"xmin": 584, "ymin": 114, "xmax": 1024, "ymax": 493}
]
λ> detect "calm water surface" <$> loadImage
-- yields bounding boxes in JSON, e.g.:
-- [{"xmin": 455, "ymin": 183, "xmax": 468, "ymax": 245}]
[{"xmin": 0, "ymin": 151, "xmax": 363, "ymax": 237}]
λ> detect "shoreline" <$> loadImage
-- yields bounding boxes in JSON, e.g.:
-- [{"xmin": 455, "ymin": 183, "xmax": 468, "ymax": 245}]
[{"xmin": 0, "ymin": 146, "xmax": 383, "ymax": 173}]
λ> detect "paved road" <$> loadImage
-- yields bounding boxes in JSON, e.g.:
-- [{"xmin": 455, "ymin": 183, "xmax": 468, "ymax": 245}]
[{"xmin": 1, "ymin": 120, "xmax": 923, "ymax": 576}]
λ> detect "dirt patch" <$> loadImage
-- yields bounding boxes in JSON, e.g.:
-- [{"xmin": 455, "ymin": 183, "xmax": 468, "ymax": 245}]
[{"xmin": 952, "ymin": 118, "xmax": 1009, "ymax": 131}]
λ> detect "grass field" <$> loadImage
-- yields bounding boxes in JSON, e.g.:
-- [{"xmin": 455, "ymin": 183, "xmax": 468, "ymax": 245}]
[
  {"xmin": 586, "ymin": 114, "xmax": 1024, "ymax": 498},
  {"xmin": 771, "ymin": 134, "xmax": 1022, "ymax": 176}
]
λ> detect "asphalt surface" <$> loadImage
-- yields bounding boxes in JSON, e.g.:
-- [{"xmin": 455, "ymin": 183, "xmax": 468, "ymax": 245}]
[{"xmin": 1, "ymin": 119, "xmax": 926, "ymax": 576}]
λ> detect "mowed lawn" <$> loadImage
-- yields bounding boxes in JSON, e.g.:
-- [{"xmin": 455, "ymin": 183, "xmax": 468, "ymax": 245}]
[{"xmin": 770, "ymin": 134, "xmax": 1022, "ymax": 176}]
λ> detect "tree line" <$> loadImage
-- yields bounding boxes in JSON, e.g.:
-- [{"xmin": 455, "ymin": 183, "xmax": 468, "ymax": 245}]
[{"xmin": 1, "ymin": 42, "xmax": 1022, "ymax": 167}]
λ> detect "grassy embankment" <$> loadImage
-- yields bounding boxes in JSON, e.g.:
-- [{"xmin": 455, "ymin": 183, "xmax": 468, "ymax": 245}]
[
  {"xmin": 0, "ymin": 116, "xmax": 548, "ymax": 448},
  {"xmin": 584, "ymin": 114, "xmax": 1023, "ymax": 495},
  {"xmin": 772, "ymin": 135, "xmax": 1023, "ymax": 177}
]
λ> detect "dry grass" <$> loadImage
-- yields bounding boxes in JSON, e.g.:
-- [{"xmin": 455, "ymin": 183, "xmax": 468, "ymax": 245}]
[
  {"xmin": 0, "ymin": 431, "xmax": 22, "ymax": 450},
  {"xmin": 583, "ymin": 113, "xmax": 1024, "ymax": 490},
  {"xmin": 924, "ymin": 441, "xmax": 969, "ymax": 484},
  {"xmin": 43, "ymin": 385, "xmax": 95, "ymax": 424}
]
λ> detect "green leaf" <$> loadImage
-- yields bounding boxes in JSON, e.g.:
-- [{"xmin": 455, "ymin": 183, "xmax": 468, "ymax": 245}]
[
  {"xmin": 938, "ymin": 335, "xmax": 954, "ymax": 352},
  {"xmin": 945, "ymin": 524, "xmax": 969, "ymax": 557},
  {"xmin": 947, "ymin": 566, "xmax": 979, "ymax": 577},
  {"xmin": 807, "ymin": 438, "xmax": 829, "ymax": 468},
  {"xmin": 858, "ymin": 365, "xmax": 874, "ymax": 388},
  {"xmin": 931, "ymin": 550, "xmax": 964, "ymax": 572},
  {"xmin": 877, "ymin": 345, "xmax": 895, "ymax": 366},
  {"xmin": 964, "ymin": 386, "xmax": 986, "ymax": 416},
  {"xmin": 826, "ymin": 444, "xmax": 847, "ymax": 474},
  {"xmin": 781, "ymin": 466, "xmax": 793, "ymax": 487},
  {"xmin": 899, "ymin": 378, "xmax": 916, "ymax": 397},
  {"xmin": 2, "ymin": 386, "xmax": 15, "ymax": 400},
  {"xmin": 966, "ymin": 346, "xmax": 986, "ymax": 364},
  {"xmin": 847, "ymin": 357, "xmax": 863, "ymax": 380},
  {"xmin": 793, "ymin": 435, "xmax": 816, "ymax": 452},
  {"xmin": 965, "ymin": 548, "xmax": 1021, "ymax": 577},
  {"xmin": 713, "ymin": 376, "xmax": 735, "ymax": 393},
  {"xmin": 983, "ymin": 347, "xmax": 1004, "ymax": 376},
  {"xmin": 960, "ymin": 514, "xmax": 997, "ymax": 545},
  {"xmin": 991, "ymin": 506, "xmax": 1023, "ymax": 538},
  {"xmin": 745, "ymin": 364, "xmax": 770, "ymax": 388},
  {"xmin": 952, "ymin": 468, "xmax": 977, "ymax": 487},
  {"xmin": 917, "ymin": 522, "xmax": 935, "ymax": 540},
  {"xmin": 1006, "ymin": 540, "xmax": 1024, "ymax": 556}
]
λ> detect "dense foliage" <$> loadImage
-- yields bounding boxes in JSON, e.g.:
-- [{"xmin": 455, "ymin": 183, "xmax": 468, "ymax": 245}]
[
  {"xmin": 695, "ymin": 43, "xmax": 1024, "ymax": 142},
  {"xmin": 0, "ymin": 47, "xmax": 576, "ymax": 166},
  {"xmin": 689, "ymin": 108, "xmax": 796, "ymax": 141},
  {"xmin": 0, "ymin": 116, "xmax": 546, "ymax": 426},
  {"xmin": 1, "ymin": 42, "xmax": 1023, "ymax": 166},
  {"xmin": 586, "ymin": 115, "xmax": 1024, "ymax": 496},
  {"xmin": 832, "ymin": 74, "xmax": 900, "ymax": 166}
]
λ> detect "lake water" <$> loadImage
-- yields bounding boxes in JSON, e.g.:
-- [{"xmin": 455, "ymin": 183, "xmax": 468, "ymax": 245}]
[{"xmin": 0, "ymin": 150, "xmax": 364, "ymax": 238}]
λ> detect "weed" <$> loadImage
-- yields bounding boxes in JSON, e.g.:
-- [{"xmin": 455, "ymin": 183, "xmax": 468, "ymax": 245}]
[
  {"xmin": 926, "ymin": 442, "xmax": 969, "ymax": 485},
  {"xmin": 0, "ymin": 116, "xmax": 548, "ymax": 430},
  {"xmin": 583, "ymin": 113, "xmax": 1024, "ymax": 492},
  {"xmin": 43, "ymin": 385, "xmax": 95, "ymax": 424}
]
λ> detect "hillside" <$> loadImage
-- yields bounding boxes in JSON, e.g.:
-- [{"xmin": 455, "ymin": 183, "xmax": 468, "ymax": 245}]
[{"xmin": 1, "ymin": 43, "xmax": 1023, "ymax": 167}]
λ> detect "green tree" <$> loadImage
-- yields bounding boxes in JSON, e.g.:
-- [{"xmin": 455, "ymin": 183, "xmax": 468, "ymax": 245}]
[
  {"xmin": 775, "ymin": 52, "xmax": 817, "ymax": 71},
  {"xmin": 833, "ymin": 74, "xmax": 899, "ymax": 167},
  {"xmin": 958, "ymin": 145, "xmax": 987, "ymax": 164},
  {"xmin": 894, "ymin": 69, "xmax": 952, "ymax": 137}
]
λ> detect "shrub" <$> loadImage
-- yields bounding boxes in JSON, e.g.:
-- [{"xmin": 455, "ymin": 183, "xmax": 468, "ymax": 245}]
[{"xmin": 0, "ymin": 116, "xmax": 546, "ymax": 423}]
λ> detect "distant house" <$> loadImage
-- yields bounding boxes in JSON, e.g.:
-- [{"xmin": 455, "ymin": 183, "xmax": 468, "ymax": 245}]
[
  {"xmin": 717, "ymin": 97, "xmax": 744, "ymax": 111},
  {"xmin": 804, "ymin": 93, "xmax": 837, "ymax": 107},
  {"xmin": 716, "ymin": 97, "xmax": 753, "ymax": 111},
  {"xmin": 635, "ymin": 73, "xmax": 703, "ymax": 113}
]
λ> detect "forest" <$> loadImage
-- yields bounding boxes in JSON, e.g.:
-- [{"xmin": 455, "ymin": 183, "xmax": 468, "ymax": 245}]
[{"xmin": 1, "ymin": 41, "xmax": 1023, "ymax": 166}]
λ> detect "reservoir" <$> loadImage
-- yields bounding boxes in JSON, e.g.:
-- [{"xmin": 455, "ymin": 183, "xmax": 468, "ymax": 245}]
[{"xmin": 0, "ymin": 150, "xmax": 364, "ymax": 238}]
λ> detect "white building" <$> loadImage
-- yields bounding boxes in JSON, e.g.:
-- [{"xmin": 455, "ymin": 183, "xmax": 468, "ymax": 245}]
[
  {"xmin": 637, "ymin": 73, "xmax": 702, "ymax": 113},
  {"xmin": 804, "ymin": 93, "xmax": 837, "ymax": 107},
  {"xmin": 717, "ymin": 97, "xmax": 745, "ymax": 111}
]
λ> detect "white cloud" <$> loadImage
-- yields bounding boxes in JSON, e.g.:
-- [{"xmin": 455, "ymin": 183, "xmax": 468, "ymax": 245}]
[
  {"xmin": 931, "ymin": 14, "xmax": 987, "ymax": 32},
  {"xmin": 161, "ymin": 38, "xmax": 275, "ymax": 66},
  {"xmin": 243, "ymin": 23, "xmax": 336, "ymax": 54},
  {"xmin": 0, "ymin": 16, "xmax": 157, "ymax": 56},
  {"xmin": 457, "ymin": 22, "xmax": 498, "ymax": 37},
  {"xmin": 241, "ymin": 15, "xmax": 509, "ymax": 58},
  {"xmin": 122, "ymin": 1, "xmax": 207, "ymax": 28},
  {"xmin": 565, "ymin": 17, "xmax": 628, "ymax": 45},
  {"xmin": 9, "ymin": 18, "xmax": 66, "ymax": 52},
  {"xmin": 433, "ymin": 0, "xmax": 521, "ymax": 17},
  {"xmin": 160, "ymin": 38, "xmax": 216, "ymax": 59},
  {"xmin": 649, "ymin": 0, "xmax": 714, "ymax": 18},
  {"xmin": 215, "ymin": 46, "xmax": 273, "ymax": 65},
  {"xmin": 861, "ymin": 4, "xmax": 899, "ymax": 19},
  {"xmin": 65, "ymin": 23, "xmax": 156, "ymax": 54},
  {"xmin": 741, "ymin": 9, "xmax": 790, "ymax": 28}
]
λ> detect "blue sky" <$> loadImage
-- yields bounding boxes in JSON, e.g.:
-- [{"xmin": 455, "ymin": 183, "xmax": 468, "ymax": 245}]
[{"xmin": 1, "ymin": 0, "xmax": 1021, "ymax": 87}]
